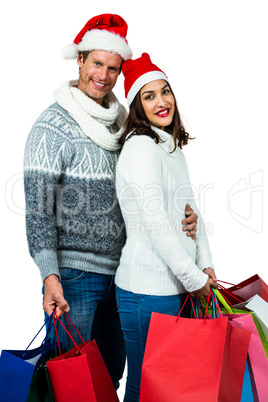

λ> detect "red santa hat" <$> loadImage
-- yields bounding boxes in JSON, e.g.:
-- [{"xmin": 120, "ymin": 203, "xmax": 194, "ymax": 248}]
[
  {"xmin": 63, "ymin": 14, "xmax": 132, "ymax": 61},
  {"xmin": 122, "ymin": 53, "xmax": 169, "ymax": 106}
]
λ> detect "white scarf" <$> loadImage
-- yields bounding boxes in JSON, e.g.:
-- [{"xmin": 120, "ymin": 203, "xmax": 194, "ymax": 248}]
[{"xmin": 54, "ymin": 80, "xmax": 127, "ymax": 151}]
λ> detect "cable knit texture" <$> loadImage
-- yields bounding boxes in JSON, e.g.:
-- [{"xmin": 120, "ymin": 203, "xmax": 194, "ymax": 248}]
[
  {"xmin": 24, "ymin": 81, "xmax": 127, "ymax": 281},
  {"xmin": 115, "ymin": 128, "xmax": 214, "ymax": 295}
]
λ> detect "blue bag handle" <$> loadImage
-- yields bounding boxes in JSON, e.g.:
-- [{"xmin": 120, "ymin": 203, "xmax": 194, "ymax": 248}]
[{"xmin": 24, "ymin": 308, "xmax": 56, "ymax": 357}]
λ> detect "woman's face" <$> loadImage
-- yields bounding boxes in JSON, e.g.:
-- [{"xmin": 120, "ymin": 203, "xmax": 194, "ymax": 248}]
[{"xmin": 140, "ymin": 79, "xmax": 175, "ymax": 130}]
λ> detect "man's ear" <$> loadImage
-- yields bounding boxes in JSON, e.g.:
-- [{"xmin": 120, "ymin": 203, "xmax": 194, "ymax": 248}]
[{"xmin": 77, "ymin": 52, "xmax": 83, "ymax": 68}]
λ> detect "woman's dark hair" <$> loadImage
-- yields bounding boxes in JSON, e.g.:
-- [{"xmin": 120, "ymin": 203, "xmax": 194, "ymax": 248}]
[{"xmin": 118, "ymin": 83, "xmax": 194, "ymax": 152}]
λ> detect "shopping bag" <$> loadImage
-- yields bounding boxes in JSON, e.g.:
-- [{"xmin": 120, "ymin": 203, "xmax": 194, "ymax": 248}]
[
  {"xmin": 140, "ymin": 296, "xmax": 251, "ymax": 402},
  {"xmin": 47, "ymin": 342, "xmax": 96, "ymax": 402},
  {"xmin": 0, "ymin": 313, "xmax": 55, "ymax": 402},
  {"xmin": 241, "ymin": 359, "xmax": 254, "ymax": 402},
  {"xmin": 80, "ymin": 340, "xmax": 119, "ymax": 402},
  {"xmin": 26, "ymin": 314, "xmax": 68, "ymax": 402},
  {"xmin": 0, "ymin": 352, "xmax": 35, "ymax": 402},
  {"xmin": 26, "ymin": 347, "xmax": 62, "ymax": 402},
  {"xmin": 245, "ymin": 294, "xmax": 268, "ymax": 341},
  {"xmin": 214, "ymin": 289, "xmax": 268, "ymax": 358},
  {"xmin": 219, "ymin": 275, "xmax": 268, "ymax": 304},
  {"xmin": 232, "ymin": 314, "xmax": 268, "ymax": 402},
  {"xmin": 47, "ymin": 313, "xmax": 119, "ymax": 402},
  {"xmin": 211, "ymin": 290, "xmax": 268, "ymax": 401}
]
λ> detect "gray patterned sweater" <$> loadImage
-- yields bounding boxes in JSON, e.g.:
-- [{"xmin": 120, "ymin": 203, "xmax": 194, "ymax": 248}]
[{"xmin": 24, "ymin": 81, "xmax": 127, "ymax": 281}]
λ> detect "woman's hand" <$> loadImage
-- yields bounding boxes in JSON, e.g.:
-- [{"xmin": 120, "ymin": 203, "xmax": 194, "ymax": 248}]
[{"xmin": 190, "ymin": 270, "xmax": 218, "ymax": 299}]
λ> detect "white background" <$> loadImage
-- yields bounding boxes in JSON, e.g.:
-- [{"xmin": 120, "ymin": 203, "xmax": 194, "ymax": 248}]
[{"xmin": 0, "ymin": 1, "xmax": 267, "ymax": 400}]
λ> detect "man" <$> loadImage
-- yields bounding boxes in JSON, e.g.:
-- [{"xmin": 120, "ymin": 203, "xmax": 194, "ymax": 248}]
[{"xmin": 24, "ymin": 14, "xmax": 198, "ymax": 388}]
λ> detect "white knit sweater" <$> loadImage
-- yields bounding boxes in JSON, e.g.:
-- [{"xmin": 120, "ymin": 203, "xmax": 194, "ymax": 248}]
[{"xmin": 115, "ymin": 127, "xmax": 214, "ymax": 295}]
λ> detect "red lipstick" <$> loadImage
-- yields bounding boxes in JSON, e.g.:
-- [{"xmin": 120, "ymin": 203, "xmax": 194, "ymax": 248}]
[{"xmin": 156, "ymin": 108, "xmax": 170, "ymax": 117}]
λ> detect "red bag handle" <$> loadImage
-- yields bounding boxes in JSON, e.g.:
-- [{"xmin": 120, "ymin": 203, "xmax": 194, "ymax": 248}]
[
  {"xmin": 53, "ymin": 312, "xmax": 87, "ymax": 356},
  {"xmin": 65, "ymin": 313, "xmax": 88, "ymax": 347},
  {"xmin": 217, "ymin": 287, "xmax": 248, "ymax": 312},
  {"xmin": 217, "ymin": 283, "xmax": 244, "ymax": 304},
  {"xmin": 217, "ymin": 280, "xmax": 236, "ymax": 286},
  {"xmin": 175, "ymin": 287, "xmax": 225, "ymax": 324},
  {"xmin": 175, "ymin": 294, "xmax": 197, "ymax": 323},
  {"xmin": 217, "ymin": 279, "xmax": 242, "ymax": 290}
]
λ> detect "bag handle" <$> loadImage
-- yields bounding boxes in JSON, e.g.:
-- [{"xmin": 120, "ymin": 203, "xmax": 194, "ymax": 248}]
[
  {"xmin": 25, "ymin": 308, "xmax": 56, "ymax": 351},
  {"xmin": 195, "ymin": 288, "xmax": 223, "ymax": 322},
  {"xmin": 213, "ymin": 288, "xmax": 236, "ymax": 313},
  {"xmin": 217, "ymin": 279, "xmax": 242, "ymax": 290},
  {"xmin": 210, "ymin": 289, "xmax": 223, "ymax": 318},
  {"xmin": 199, "ymin": 288, "xmax": 221, "ymax": 319},
  {"xmin": 53, "ymin": 312, "xmax": 88, "ymax": 356},
  {"xmin": 65, "ymin": 313, "xmax": 87, "ymax": 347},
  {"xmin": 53, "ymin": 313, "xmax": 80, "ymax": 355},
  {"xmin": 175, "ymin": 294, "xmax": 197, "ymax": 323},
  {"xmin": 217, "ymin": 283, "xmax": 245, "ymax": 304},
  {"xmin": 176, "ymin": 288, "xmax": 225, "ymax": 324},
  {"xmin": 40, "ymin": 309, "xmax": 58, "ymax": 357},
  {"xmin": 217, "ymin": 280, "xmax": 236, "ymax": 286}
]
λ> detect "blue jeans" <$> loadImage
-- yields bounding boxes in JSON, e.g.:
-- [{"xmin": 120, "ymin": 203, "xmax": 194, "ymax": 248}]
[
  {"xmin": 44, "ymin": 269, "xmax": 126, "ymax": 389},
  {"xmin": 116, "ymin": 287, "xmax": 189, "ymax": 402}
]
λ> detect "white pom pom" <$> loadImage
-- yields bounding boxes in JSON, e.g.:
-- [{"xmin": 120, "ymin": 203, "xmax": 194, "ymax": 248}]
[{"xmin": 62, "ymin": 44, "xmax": 79, "ymax": 59}]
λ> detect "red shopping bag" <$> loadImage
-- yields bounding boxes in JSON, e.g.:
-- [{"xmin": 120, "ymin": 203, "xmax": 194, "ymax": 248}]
[
  {"xmin": 140, "ymin": 297, "xmax": 251, "ymax": 402},
  {"xmin": 219, "ymin": 275, "xmax": 268, "ymax": 304},
  {"xmin": 80, "ymin": 340, "xmax": 119, "ymax": 402},
  {"xmin": 46, "ymin": 313, "xmax": 119, "ymax": 402},
  {"xmin": 47, "ymin": 342, "xmax": 96, "ymax": 402}
]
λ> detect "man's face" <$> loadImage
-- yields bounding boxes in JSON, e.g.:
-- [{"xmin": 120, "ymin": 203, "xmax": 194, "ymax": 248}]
[{"xmin": 77, "ymin": 50, "xmax": 122, "ymax": 105}]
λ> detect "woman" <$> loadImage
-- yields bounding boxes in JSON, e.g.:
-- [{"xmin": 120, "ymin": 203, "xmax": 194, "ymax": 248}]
[{"xmin": 115, "ymin": 53, "xmax": 217, "ymax": 401}]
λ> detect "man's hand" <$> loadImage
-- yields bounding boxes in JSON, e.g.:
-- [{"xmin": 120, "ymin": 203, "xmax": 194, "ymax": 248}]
[
  {"xmin": 203, "ymin": 267, "xmax": 217, "ymax": 283},
  {"xmin": 182, "ymin": 204, "xmax": 198, "ymax": 240},
  {"xmin": 43, "ymin": 274, "xmax": 70, "ymax": 317}
]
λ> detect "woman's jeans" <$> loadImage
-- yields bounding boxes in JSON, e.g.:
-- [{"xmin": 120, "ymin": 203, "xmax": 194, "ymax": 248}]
[
  {"xmin": 116, "ymin": 286, "xmax": 189, "ymax": 402},
  {"xmin": 44, "ymin": 268, "xmax": 126, "ymax": 389}
]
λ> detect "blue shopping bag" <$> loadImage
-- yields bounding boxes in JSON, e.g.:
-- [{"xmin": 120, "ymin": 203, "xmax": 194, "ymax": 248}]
[
  {"xmin": 0, "ymin": 351, "xmax": 36, "ymax": 401},
  {"xmin": 0, "ymin": 312, "xmax": 54, "ymax": 401},
  {"xmin": 241, "ymin": 359, "xmax": 254, "ymax": 402}
]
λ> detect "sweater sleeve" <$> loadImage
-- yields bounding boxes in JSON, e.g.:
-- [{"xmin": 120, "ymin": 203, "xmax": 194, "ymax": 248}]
[
  {"xmin": 117, "ymin": 136, "xmax": 208, "ymax": 293},
  {"xmin": 188, "ymin": 199, "xmax": 214, "ymax": 271},
  {"xmin": 24, "ymin": 112, "xmax": 69, "ymax": 281},
  {"xmin": 179, "ymin": 152, "xmax": 214, "ymax": 272}
]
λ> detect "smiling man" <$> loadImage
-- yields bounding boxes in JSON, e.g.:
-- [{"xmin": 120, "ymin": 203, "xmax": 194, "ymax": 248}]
[
  {"xmin": 23, "ymin": 13, "xmax": 198, "ymax": 392},
  {"xmin": 77, "ymin": 50, "xmax": 122, "ymax": 103},
  {"xmin": 24, "ymin": 14, "xmax": 132, "ymax": 389}
]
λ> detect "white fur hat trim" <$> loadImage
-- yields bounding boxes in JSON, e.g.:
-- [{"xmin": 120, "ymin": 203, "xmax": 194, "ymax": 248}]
[
  {"xmin": 63, "ymin": 29, "xmax": 132, "ymax": 60},
  {"xmin": 127, "ymin": 71, "xmax": 169, "ymax": 106}
]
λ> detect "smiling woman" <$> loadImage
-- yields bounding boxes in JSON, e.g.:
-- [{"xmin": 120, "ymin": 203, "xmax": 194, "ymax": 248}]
[
  {"xmin": 115, "ymin": 52, "xmax": 217, "ymax": 401},
  {"xmin": 140, "ymin": 80, "xmax": 175, "ymax": 130},
  {"xmin": 119, "ymin": 54, "xmax": 193, "ymax": 152},
  {"xmin": 77, "ymin": 50, "xmax": 123, "ymax": 105}
]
